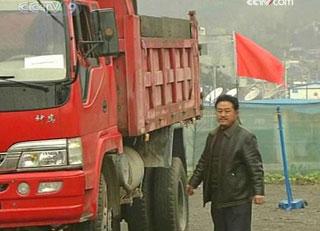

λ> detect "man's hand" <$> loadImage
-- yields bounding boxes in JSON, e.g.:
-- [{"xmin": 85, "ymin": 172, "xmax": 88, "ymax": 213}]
[
  {"xmin": 186, "ymin": 184, "xmax": 195, "ymax": 196},
  {"xmin": 253, "ymin": 195, "xmax": 265, "ymax": 205}
]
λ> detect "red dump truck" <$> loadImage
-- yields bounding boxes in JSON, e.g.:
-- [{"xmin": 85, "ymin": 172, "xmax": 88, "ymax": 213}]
[{"xmin": 0, "ymin": 0, "xmax": 201, "ymax": 230}]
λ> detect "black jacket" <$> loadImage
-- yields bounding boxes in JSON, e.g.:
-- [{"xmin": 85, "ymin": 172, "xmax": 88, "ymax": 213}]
[{"xmin": 188, "ymin": 121, "xmax": 264, "ymax": 208}]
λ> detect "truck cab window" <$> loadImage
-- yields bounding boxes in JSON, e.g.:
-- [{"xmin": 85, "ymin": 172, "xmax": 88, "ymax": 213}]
[
  {"xmin": 73, "ymin": 5, "xmax": 96, "ymax": 57},
  {"xmin": 73, "ymin": 5, "xmax": 98, "ymax": 100}
]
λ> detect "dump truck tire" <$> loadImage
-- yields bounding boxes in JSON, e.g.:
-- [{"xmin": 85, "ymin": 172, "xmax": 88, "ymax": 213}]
[
  {"xmin": 72, "ymin": 174, "xmax": 117, "ymax": 231},
  {"xmin": 153, "ymin": 157, "xmax": 188, "ymax": 231},
  {"xmin": 124, "ymin": 169, "xmax": 153, "ymax": 231}
]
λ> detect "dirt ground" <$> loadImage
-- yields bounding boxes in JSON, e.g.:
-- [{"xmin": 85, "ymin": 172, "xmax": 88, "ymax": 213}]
[{"xmin": 188, "ymin": 184, "xmax": 320, "ymax": 231}]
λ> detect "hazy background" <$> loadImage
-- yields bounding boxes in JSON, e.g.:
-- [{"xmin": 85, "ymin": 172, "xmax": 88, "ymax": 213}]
[
  {"xmin": 137, "ymin": 0, "xmax": 320, "ymax": 57},
  {"xmin": 137, "ymin": 0, "xmax": 320, "ymax": 96}
]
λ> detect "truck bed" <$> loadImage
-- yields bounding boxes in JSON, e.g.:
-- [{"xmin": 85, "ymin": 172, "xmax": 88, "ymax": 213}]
[{"xmin": 115, "ymin": 12, "xmax": 201, "ymax": 136}]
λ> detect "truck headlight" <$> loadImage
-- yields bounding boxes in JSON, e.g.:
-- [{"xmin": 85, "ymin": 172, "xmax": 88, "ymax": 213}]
[
  {"xmin": 19, "ymin": 150, "xmax": 67, "ymax": 168},
  {"xmin": 12, "ymin": 138, "xmax": 83, "ymax": 170}
]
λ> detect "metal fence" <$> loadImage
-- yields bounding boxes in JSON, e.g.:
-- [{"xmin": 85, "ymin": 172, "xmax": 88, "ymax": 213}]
[{"xmin": 185, "ymin": 100, "xmax": 320, "ymax": 174}]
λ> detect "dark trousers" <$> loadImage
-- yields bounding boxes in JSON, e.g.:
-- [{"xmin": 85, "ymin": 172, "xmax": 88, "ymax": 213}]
[{"xmin": 211, "ymin": 202, "xmax": 252, "ymax": 231}]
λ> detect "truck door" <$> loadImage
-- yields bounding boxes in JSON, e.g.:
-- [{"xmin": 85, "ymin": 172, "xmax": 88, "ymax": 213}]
[{"xmin": 72, "ymin": 4, "xmax": 118, "ymax": 134}]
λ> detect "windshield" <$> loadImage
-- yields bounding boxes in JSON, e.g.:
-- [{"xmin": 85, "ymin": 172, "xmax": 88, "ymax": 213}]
[{"xmin": 0, "ymin": 0, "xmax": 67, "ymax": 82}]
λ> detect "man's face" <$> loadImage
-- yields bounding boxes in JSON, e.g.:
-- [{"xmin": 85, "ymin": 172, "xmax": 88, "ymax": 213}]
[{"xmin": 215, "ymin": 101, "xmax": 238, "ymax": 129}]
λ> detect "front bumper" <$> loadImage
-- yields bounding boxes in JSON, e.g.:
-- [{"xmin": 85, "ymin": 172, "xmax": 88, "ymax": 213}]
[{"xmin": 0, "ymin": 170, "xmax": 85, "ymax": 228}]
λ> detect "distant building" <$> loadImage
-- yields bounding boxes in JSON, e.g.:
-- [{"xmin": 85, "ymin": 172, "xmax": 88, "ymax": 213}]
[{"xmin": 290, "ymin": 82, "xmax": 320, "ymax": 99}]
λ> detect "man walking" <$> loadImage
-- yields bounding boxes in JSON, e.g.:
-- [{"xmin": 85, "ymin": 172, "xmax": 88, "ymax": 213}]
[{"xmin": 186, "ymin": 94, "xmax": 265, "ymax": 231}]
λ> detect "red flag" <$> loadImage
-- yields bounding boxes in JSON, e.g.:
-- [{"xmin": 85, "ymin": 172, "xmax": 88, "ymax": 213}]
[{"xmin": 235, "ymin": 32, "xmax": 284, "ymax": 85}]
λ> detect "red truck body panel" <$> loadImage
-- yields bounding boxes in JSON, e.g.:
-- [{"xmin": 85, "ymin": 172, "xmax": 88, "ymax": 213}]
[
  {"xmin": 101, "ymin": 0, "xmax": 201, "ymax": 136},
  {"xmin": 0, "ymin": 171, "xmax": 85, "ymax": 228}
]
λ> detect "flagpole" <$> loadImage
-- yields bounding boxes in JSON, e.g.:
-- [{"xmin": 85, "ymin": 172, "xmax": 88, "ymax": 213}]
[{"xmin": 232, "ymin": 31, "xmax": 239, "ymax": 99}]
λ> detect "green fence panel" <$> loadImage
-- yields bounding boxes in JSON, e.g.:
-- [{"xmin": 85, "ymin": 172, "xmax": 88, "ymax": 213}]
[{"xmin": 186, "ymin": 100, "xmax": 320, "ymax": 174}]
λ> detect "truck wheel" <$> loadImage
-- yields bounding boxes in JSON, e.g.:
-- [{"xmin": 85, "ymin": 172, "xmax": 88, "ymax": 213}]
[
  {"xmin": 123, "ymin": 168, "xmax": 153, "ymax": 231},
  {"xmin": 72, "ymin": 175, "xmax": 115, "ymax": 231},
  {"xmin": 94, "ymin": 174, "xmax": 113, "ymax": 231},
  {"xmin": 153, "ymin": 157, "xmax": 188, "ymax": 231}
]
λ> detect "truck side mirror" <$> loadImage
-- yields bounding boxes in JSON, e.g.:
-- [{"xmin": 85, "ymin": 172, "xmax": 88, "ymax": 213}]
[{"xmin": 91, "ymin": 9, "xmax": 119, "ymax": 56}]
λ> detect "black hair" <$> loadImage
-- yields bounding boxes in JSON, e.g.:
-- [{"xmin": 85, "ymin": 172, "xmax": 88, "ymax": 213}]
[{"xmin": 214, "ymin": 94, "xmax": 239, "ymax": 110}]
